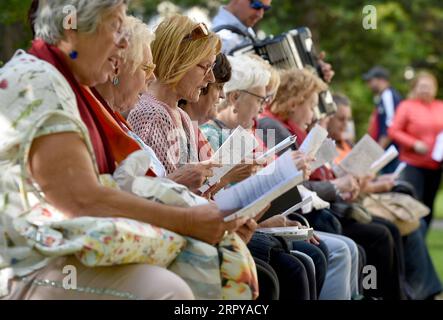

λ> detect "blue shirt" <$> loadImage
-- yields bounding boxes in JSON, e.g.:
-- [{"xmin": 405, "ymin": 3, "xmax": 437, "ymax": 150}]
[
  {"xmin": 211, "ymin": 7, "xmax": 257, "ymax": 54},
  {"xmin": 374, "ymin": 87, "xmax": 402, "ymax": 139}
]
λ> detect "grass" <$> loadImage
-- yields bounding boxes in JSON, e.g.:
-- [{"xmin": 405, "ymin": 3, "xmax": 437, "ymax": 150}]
[
  {"xmin": 429, "ymin": 189, "xmax": 443, "ymax": 282},
  {"xmin": 427, "ymin": 228, "xmax": 443, "ymax": 282},
  {"xmin": 434, "ymin": 189, "xmax": 443, "ymax": 220}
]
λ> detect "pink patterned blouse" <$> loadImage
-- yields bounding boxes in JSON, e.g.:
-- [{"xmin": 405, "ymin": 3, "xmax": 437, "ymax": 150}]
[{"xmin": 127, "ymin": 93, "xmax": 199, "ymax": 175}]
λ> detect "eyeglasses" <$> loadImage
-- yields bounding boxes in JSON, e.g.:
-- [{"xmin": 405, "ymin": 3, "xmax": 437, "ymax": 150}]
[
  {"xmin": 249, "ymin": 0, "xmax": 272, "ymax": 11},
  {"xmin": 240, "ymin": 90, "xmax": 271, "ymax": 106},
  {"xmin": 141, "ymin": 62, "xmax": 156, "ymax": 79},
  {"xmin": 182, "ymin": 22, "xmax": 209, "ymax": 42},
  {"xmin": 197, "ymin": 62, "xmax": 216, "ymax": 76}
]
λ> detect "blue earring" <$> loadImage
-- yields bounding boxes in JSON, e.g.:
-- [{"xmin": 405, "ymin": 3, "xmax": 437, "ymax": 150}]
[{"xmin": 69, "ymin": 50, "xmax": 78, "ymax": 60}]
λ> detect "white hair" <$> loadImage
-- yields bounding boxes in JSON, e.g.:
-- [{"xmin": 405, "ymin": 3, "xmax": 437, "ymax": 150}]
[
  {"xmin": 123, "ymin": 16, "xmax": 155, "ymax": 74},
  {"xmin": 34, "ymin": 0, "xmax": 130, "ymax": 44},
  {"xmin": 224, "ymin": 54, "xmax": 271, "ymax": 93}
]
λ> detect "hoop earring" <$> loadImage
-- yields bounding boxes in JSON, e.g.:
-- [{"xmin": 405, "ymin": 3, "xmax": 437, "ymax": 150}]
[{"xmin": 69, "ymin": 50, "xmax": 78, "ymax": 60}]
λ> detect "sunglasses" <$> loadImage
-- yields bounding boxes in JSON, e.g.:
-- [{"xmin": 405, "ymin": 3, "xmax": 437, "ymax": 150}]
[
  {"xmin": 182, "ymin": 22, "xmax": 209, "ymax": 42},
  {"xmin": 141, "ymin": 62, "xmax": 156, "ymax": 79},
  {"xmin": 249, "ymin": 0, "xmax": 272, "ymax": 11},
  {"xmin": 240, "ymin": 90, "xmax": 271, "ymax": 106}
]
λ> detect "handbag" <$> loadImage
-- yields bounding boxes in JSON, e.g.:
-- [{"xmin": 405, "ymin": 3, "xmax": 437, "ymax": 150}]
[
  {"xmin": 360, "ymin": 192, "xmax": 430, "ymax": 236},
  {"xmin": 13, "ymin": 110, "xmax": 185, "ymax": 268}
]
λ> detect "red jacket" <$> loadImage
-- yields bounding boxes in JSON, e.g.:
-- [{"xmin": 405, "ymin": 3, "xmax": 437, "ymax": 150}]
[{"xmin": 388, "ymin": 98, "xmax": 443, "ymax": 170}]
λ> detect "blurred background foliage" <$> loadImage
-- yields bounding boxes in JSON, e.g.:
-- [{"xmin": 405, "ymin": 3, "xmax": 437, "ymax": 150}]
[{"xmin": 1, "ymin": 0, "xmax": 443, "ymax": 137}]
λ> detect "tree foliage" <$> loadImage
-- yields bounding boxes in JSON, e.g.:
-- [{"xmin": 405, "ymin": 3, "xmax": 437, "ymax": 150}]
[{"xmin": 1, "ymin": 0, "xmax": 442, "ymax": 136}]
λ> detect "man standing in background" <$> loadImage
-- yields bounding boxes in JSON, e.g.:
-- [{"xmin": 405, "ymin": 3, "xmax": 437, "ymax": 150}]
[{"xmin": 364, "ymin": 66, "xmax": 402, "ymax": 173}]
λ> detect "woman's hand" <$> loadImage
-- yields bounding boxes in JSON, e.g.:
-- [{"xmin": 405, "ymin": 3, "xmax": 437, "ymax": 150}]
[
  {"xmin": 317, "ymin": 51, "xmax": 335, "ymax": 83},
  {"xmin": 413, "ymin": 141, "xmax": 429, "ymax": 155},
  {"xmin": 183, "ymin": 203, "xmax": 248, "ymax": 245},
  {"xmin": 222, "ymin": 160, "xmax": 263, "ymax": 184},
  {"xmin": 167, "ymin": 161, "xmax": 221, "ymax": 191},
  {"xmin": 332, "ymin": 174, "xmax": 360, "ymax": 201},
  {"xmin": 291, "ymin": 151, "xmax": 314, "ymax": 180},
  {"xmin": 236, "ymin": 219, "xmax": 258, "ymax": 244},
  {"xmin": 259, "ymin": 215, "xmax": 302, "ymax": 228}
]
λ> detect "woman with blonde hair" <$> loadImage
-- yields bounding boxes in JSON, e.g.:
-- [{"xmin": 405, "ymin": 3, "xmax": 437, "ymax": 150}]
[
  {"xmin": 128, "ymin": 15, "xmax": 220, "ymax": 181},
  {"xmin": 389, "ymin": 71, "xmax": 443, "ymax": 232}
]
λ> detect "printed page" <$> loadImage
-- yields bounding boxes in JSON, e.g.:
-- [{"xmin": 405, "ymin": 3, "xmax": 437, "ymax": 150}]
[
  {"xmin": 299, "ymin": 124, "xmax": 328, "ymax": 157},
  {"xmin": 432, "ymin": 131, "xmax": 443, "ymax": 162},
  {"xmin": 311, "ymin": 138, "xmax": 338, "ymax": 171},
  {"xmin": 199, "ymin": 126, "xmax": 259, "ymax": 193},
  {"xmin": 338, "ymin": 134, "xmax": 385, "ymax": 177},
  {"xmin": 369, "ymin": 145, "xmax": 399, "ymax": 174},
  {"xmin": 256, "ymin": 135, "xmax": 297, "ymax": 161},
  {"xmin": 216, "ymin": 150, "xmax": 301, "ymax": 212}
]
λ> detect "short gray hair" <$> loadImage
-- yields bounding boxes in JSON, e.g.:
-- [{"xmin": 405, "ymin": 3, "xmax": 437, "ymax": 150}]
[{"xmin": 34, "ymin": 0, "xmax": 130, "ymax": 44}]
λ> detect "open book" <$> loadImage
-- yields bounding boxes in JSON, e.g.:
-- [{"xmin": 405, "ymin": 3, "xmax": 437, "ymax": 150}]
[
  {"xmin": 310, "ymin": 138, "xmax": 338, "ymax": 171},
  {"xmin": 199, "ymin": 126, "xmax": 259, "ymax": 193},
  {"xmin": 217, "ymin": 150, "xmax": 304, "ymax": 222},
  {"xmin": 369, "ymin": 145, "xmax": 399, "ymax": 175},
  {"xmin": 299, "ymin": 124, "xmax": 329, "ymax": 158},
  {"xmin": 257, "ymin": 226, "xmax": 314, "ymax": 241},
  {"xmin": 432, "ymin": 131, "xmax": 443, "ymax": 162},
  {"xmin": 255, "ymin": 135, "xmax": 297, "ymax": 161},
  {"xmin": 334, "ymin": 134, "xmax": 385, "ymax": 177}
]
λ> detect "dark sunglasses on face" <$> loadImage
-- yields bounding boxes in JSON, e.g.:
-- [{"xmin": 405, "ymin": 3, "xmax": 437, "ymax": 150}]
[{"xmin": 249, "ymin": 0, "xmax": 272, "ymax": 11}]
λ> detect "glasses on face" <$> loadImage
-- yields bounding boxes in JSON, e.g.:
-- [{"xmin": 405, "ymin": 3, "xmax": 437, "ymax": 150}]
[
  {"xmin": 182, "ymin": 22, "xmax": 210, "ymax": 42},
  {"xmin": 249, "ymin": 0, "xmax": 272, "ymax": 11},
  {"xmin": 240, "ymin": 90, "xmax": 271, "ymax": 106},
  {"xmin": 197, "ymin": 61, "xmax": 216, "ymax": 76},
  {"xmin": 141, "ymin": 62, "xmax": 156, "ymax": 80}
]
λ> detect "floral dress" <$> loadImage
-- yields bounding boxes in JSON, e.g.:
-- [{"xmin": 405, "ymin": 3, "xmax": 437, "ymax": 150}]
[{"xmin": 0, "ymin": 50, "xmax": 85, "ymax": 296}]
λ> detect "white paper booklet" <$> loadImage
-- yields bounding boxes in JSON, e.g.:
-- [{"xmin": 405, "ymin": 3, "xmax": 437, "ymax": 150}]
[
  {"xmin": 336, "ymin": 134, "xmax": 385, "ymax": 177},
  {"xmin": 369, "ymin": 145, "xmax": 399, "ymax": 175},
  {"xmin": 311, "ymin": 138, "xmax": 339, "ymax": 171},
  {"xmin": 257, "ymin": 226, "xmax": 314, "ymax": 240},
  {"xmin": 392, "ymin": 162, "xmax": 407, "ymax": 179},
  {"xmin": 299, "ymin": 124, "xmax": 329, "ymax": 158},
  {"xmin": 280, "ymin": 196, "xmax": 313, "ymax": 217},
  {"xmin": 432, "ymin": 131, "xmax": 443, "ymax": 162},
  {"xmin": 199, "ymin": 126, "xmax": 259, "ymax": 193},
  {"xmin": 255, "ymin": 135, "xmax": 297, "ymax": 161},
  {"xmin": 217, "ymin": 150, "xmax": 304, "ymax": 221}
]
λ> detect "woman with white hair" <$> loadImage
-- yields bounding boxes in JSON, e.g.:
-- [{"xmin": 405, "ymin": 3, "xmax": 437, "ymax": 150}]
[{"xmin": 200, "ymin": 54, "xmax": 271, "ymax": 151}]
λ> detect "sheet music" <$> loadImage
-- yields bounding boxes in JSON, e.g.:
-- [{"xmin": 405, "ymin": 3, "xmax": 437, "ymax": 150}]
[
  {"xmin": 299, "ymin": 124, "xmax": 328, "ymax": 157},
  {"xmin": 432, "ymin": 131, "xmax": 443, "ymax": 162},
  {"xmin": 338, "ymin": 134, "xmax": 385, "ymax": 177},
  {"xmin": 311, "ymin": 138, "xmax": 338, "ymax": 171},
  {"xmin": 255, "ymin": 135, "xmax": 297, "ymax": 161},
  {"xmin": 218, "ymin": 150, "xmax": 304, "ymax": 221},
  {"xmin": 370, "ymin": 145, "xmax": 399, "ymax": 175},
  {"xmin": 199, "ymin": 126, "xmax": 259, "ymax": 193}
]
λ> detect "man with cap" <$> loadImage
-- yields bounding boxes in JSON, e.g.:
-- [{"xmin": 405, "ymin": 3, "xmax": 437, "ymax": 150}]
[
  {"xmin": 211, "ymin": 0, "xmax": 334, "ymax": 83},
  {"xmin": 364, "ymin": 66, "xmax": 402, "ymax": 173}
]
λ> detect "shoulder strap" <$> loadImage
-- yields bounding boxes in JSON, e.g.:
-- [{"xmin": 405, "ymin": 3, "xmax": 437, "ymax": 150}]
[{"xmin": 212, "ymin": 24, "xmax": 256, "ymax": 43}]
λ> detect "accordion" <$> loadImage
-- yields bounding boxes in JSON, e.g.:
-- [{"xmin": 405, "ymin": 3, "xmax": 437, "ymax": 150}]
[{"xmin": 231, "ymin": 27, "xmax": 337, "ymax": 118}]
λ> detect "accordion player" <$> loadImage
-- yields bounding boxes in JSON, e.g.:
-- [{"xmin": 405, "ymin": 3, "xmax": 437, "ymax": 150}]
[{"xmin": 231, "ymin": 27, "xmax": 337, "ymax": 118}]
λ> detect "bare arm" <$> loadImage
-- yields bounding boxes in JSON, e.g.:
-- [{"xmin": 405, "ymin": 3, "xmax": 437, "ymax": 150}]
[{"xmin": 28, "ymin": 132, "xmax": 246, "ymax": 244}]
